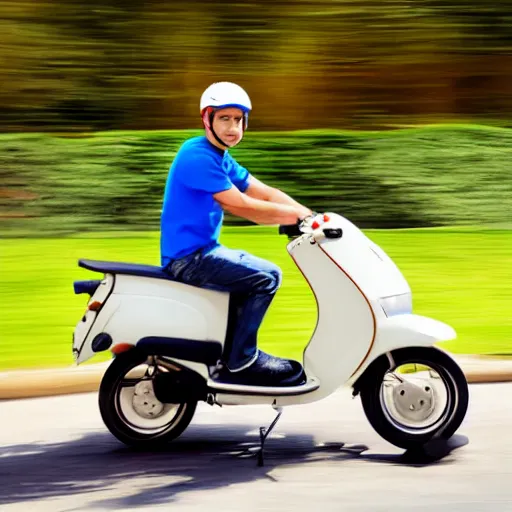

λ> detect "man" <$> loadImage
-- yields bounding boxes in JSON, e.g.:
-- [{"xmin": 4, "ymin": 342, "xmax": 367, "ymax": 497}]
[{"xmin": 161, "ymin": 81, "xmax": 311, "ymax": 386}]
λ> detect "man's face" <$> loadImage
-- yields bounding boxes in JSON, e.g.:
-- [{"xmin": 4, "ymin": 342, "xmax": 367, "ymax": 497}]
[{"xmin": 212, "ymin": 107, "xmax": 244, "ymax": 146}]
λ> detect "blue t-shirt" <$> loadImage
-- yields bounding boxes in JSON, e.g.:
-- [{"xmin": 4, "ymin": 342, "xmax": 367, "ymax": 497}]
[{"xmin": 160, "ymin": 136, "xmax": 251, "ymax": 265}]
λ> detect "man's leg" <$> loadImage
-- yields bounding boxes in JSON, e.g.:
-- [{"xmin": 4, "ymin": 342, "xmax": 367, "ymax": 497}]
[{"xmin": 167, "ymin": 245, "xmax": 281, "ymax": 371}]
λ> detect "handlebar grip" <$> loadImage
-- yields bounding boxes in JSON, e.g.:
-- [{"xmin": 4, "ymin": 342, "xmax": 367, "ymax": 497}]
[{"xmin": 278, "ymin": 223, "xmax": 302, "ymax": 237}]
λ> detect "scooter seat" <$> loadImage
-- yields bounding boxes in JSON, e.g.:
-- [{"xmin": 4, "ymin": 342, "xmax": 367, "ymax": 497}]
[{"xmin": 79, "ymin": 259, "xmax": 174, "ymax": 280}]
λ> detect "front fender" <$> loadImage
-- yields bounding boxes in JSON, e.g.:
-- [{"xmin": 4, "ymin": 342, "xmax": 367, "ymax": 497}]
[
  {"xmin": 375, "ymin": 314, "xmax": 456, "ymax": 352},
  {"xmin": 349, "ymin": 314, "xmax": 456, "ymax": 386}
]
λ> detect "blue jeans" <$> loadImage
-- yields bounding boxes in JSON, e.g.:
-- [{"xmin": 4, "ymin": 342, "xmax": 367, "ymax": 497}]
[{"xmin": 164, "ymin": 244, "xmax": 282, "ymax": 371}]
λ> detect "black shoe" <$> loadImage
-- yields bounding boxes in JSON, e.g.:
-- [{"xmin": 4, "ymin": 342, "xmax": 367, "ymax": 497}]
[{"xmin": 215, "ymin": 350, "xmax": 306, "ymax": 387}]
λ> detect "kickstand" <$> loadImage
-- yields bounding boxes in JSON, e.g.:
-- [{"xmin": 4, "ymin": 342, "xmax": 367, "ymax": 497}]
[{"xmin": 257, "ymin": 405, "xmax": 283, "ymax": 467}]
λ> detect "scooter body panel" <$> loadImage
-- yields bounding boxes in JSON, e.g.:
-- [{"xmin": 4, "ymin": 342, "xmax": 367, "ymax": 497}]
[
  {"xmin": 317, "ymin": 215, "xmax": 411, "ymax": 300},
  {"xmin": 289, "ymin": 237, "xmax": 375, "ymax": 399},
  {"xmin": 74, "ymin": 274, "xmax": 230, "ymax": 364}
]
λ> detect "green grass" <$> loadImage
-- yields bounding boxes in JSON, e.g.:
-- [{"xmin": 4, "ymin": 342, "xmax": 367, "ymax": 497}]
[{"xmin": 1, "ymin": 226, "xmax": 511, "ymax": 371}]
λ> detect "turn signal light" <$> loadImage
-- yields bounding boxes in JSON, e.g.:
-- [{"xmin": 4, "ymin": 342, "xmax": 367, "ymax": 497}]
[
  {"xmin": 111, "ymin": 343, "xmax": 134, "ymax": 355},
  {"xmin": 88, "ymin": 301, "xmax": 102, "ymax": 311}
]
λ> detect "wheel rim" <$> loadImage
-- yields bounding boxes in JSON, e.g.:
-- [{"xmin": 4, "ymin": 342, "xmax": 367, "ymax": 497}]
[
  {"xmin": 379, "ymin": 361, "xmax": 458, "ymax": 435},
  {"xmin": 114, "ymin": 358, "xmax": 188, "ymax": 436}
]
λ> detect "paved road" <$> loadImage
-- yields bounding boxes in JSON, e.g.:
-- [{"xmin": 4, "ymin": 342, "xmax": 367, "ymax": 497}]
[{"xmin": 0, "ymin": 383, "xmax": 511, "ymax": 512}]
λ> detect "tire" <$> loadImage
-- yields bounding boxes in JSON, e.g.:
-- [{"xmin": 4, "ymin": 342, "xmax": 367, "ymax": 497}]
[
  {"xmin": 360, "ymin": 347, "xmax": 469, "ymax": 450},
  {"xmin": 99, "ymin": 350, "xmax": 197, "ymax": 448}
]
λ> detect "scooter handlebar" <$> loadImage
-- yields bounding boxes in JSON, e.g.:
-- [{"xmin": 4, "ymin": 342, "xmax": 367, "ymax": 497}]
[
  {"xmin": 279, "ymin": 213, "xmax": 343, "ymax": 239},
  {"xmin": 278, "ymin": 213, "xmax": 318, "ymax": 238},
  {"xmin": 278, "ymin": 221, "xmax": 303, "ymax": 237}
]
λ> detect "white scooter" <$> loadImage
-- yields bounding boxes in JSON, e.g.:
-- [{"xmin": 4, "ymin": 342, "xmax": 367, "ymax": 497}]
[{"xmin": 72, "ymin": 213, "xmax": 468, "ymax": 461}]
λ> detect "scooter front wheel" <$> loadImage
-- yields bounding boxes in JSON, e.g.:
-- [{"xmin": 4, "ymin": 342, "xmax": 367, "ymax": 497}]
[
  {"xmin": 360, "ymin": 347, "xmax": 468, "ymax": 450},
  {"xmin": 99, "ymin": 350, "xmax": 197, "ymax": 448}
]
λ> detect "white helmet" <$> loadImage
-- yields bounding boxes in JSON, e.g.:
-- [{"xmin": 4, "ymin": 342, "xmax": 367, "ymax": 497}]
[
  {"xmin": 200, "ymin": 82, "xmax": 252, "ymax": 147},
  {"xmin": 200, "ymin": 82, "xmax": 252, "ymax": 115}
]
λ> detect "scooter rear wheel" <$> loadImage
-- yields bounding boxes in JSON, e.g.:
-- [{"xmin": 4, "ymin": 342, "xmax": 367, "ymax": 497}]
[
  {"xmin": 99, "ymin": 350, "xmax": 197, "ymax": 448},
  {"xmin": 360, "ymin": 347, "xmax": 468, "ymax": 450}
]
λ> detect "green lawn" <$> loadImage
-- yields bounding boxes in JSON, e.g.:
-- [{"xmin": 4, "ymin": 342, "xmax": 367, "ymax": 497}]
[{"xmin": 1, "ymin": 226, "xmax": 511, "ymax": 371}]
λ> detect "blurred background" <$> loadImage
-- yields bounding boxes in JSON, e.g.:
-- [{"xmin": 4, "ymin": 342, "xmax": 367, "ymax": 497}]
[
  {"xmin": 2, "ymin": 0, "xmax": 512, "ymax": 132},
  {"xmin": 1, "ymin": 0, "xmax": 511, "ymax": 369}
]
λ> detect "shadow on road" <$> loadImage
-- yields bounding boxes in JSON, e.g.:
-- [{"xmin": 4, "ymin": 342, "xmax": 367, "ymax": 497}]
[{"xmin": 0, "ymin": 422, "xmax": 468, "ymax": 509}]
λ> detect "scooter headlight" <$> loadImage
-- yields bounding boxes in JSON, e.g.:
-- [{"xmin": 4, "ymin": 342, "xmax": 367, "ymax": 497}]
[{"xmin": 379, "ymin": 293, "xmax": 412, "ymax": 317}]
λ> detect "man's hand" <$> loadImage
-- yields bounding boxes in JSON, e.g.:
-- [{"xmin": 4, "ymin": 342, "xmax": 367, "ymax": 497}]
[{"xmin": 296, "ymin": 205, "xmax": 313, "ymax": 221}]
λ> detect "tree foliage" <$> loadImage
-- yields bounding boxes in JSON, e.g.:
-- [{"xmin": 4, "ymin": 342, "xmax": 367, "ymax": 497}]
[
  {"xmin": 1, "ymin": 0, "xmax": 511, "ymax": 132},
  {"xmin": 1, "ymin": 126, "xmax": 511, "ymax": 235}
]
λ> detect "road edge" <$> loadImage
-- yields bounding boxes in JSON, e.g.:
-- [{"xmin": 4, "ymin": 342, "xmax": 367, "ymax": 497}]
[{"xmin": 1, "ymin": 356, "xmax": 511, "ymax": 400}]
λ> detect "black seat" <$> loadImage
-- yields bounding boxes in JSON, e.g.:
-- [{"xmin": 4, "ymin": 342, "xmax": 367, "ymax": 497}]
[{"xmin": 79, "ymin": 259, "xmax": 172, "ymax": 280}]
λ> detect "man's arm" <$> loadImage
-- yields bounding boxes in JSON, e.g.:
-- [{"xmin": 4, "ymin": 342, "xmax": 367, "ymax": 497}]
[
  {"xmin": 213, "ymin": 186, "xmax": 303, "ymax": 225},
  {"xmin": 245, "ymin": 176, "xmax": 311, "ymax": 216}
]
